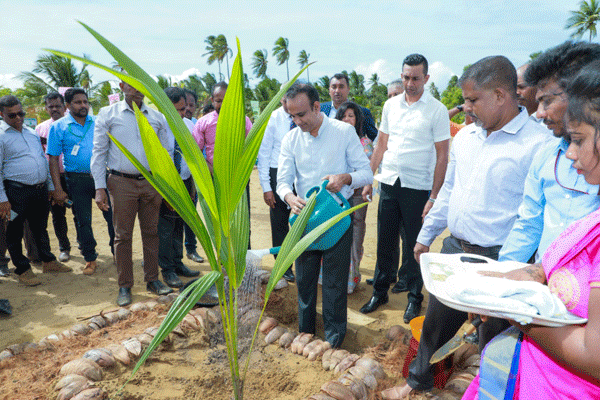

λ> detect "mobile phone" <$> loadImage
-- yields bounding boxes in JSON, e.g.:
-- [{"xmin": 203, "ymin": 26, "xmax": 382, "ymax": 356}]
[{"xmin": 64, "ymin": 199, "xmax": 73, "ymax": 208}]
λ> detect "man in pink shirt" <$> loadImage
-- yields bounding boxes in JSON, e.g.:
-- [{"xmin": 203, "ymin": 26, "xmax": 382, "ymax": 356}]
[
  {"xmin": 30, "ymin": 93, "xmax": 75, "ymax": 263},
  {"xmin": 192, "ymin": 82, "xmax": 252, "ymax": 172}
]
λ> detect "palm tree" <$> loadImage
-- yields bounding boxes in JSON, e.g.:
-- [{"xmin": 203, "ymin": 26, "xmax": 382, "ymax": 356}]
[
  {"xmin": 566, "ymin": 0, "xmax": 600, "ymax": 41},
  {"xmin": 203, "ymin": 35, "xmax": 223, "ymax": 80},
  {"xmin": 202, "ymin": 72, "xmax": 217, "ymax": 95},
  {"xmin": 156, "ymin": 75, "xmax": 172, "ymax": 89},
  {"xmin": 217, "ymin": 34, "xmax": 233, "ymax": 80},
  {"xmin": 349, "ymin": 71, "xmax": 366, "ymax": 98},
  {"xmin": 19, "ymin": 54, "xmax": 89, "ymax": 91},
  {"xmin": 273, "ymin": 37, "xmax": 290, "ymax": 80},
  {"xmin": 297, "ymin": 50, "xmax": 310, "ymax": 82},
  {"xmin": 251, "ymin": 49, "xmax": 269, "ymax": 79},
  {"xmin": 369, "ymin": 73, "xmax": 380, "ymax": 89}
]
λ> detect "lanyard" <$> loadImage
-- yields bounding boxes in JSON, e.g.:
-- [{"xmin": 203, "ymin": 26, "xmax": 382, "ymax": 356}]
[{"xmin": 67, "ymin": 121, "xmax": 92, "ymax": 140}]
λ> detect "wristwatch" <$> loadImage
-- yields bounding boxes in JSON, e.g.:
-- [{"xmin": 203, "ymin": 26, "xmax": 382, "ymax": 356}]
[{"xmin": 456, "ymin": 105, "xmax": 464, "ymax": 112}]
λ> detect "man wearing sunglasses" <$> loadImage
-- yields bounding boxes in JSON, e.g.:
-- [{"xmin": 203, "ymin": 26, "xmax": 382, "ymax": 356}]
[
  {"xmin": 499, "ymin": 41, "xmax": 600, "ymax": 268},
  {"xmin": 0, "ymin": 95, "xmax": 71, "ymax": 286}
]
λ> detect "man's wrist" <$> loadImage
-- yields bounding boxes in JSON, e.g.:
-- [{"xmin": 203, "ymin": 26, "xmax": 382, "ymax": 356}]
[{"xmin": 428, "ymin": 197, "xmax": 436, "ymax": 203}]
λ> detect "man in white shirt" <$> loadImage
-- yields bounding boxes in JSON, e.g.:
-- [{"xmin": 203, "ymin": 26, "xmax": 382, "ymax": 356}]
[
  {"xmin": 516, "ymin": 63, "xmax": 542, "ymax": 122},
  {"xmin": 382, "ymin": 56, "xmax": 551, "ymax": 399},
  {"xmin": 257, "ymin": 98, "xmax": 295, "ymax": 281},
  {"xmin": 277, "ymin": 83, "xmax": 373, "ymax": 348},
  {"xmin": 360, "ymin": 54, "xmax": 450, "ymax": 322}
]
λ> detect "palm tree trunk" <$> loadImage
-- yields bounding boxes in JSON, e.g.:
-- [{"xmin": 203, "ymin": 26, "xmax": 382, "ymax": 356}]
[
  {"xmin": 307, "ymin": 67, "xmax": 310, "ymax": 83},
  {"xmin": 286, "ymin": 60, "xmax": 289, "ymax": 81},
  {"xmin": 218, "ymin": 62, "xmax": 222, "ymax": 81},
  {"xmin": 226, "ymin": 55, "xmax": 230, "ymax": 80}
]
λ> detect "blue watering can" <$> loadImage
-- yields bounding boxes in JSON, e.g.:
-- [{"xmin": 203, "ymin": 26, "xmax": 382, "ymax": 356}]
[{"xmin": 289, "ymin": 180, "xmax": 351, "ymax": 251}]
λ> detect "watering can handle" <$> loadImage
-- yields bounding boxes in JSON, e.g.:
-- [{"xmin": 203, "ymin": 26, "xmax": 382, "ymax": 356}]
[{"xmin": 320, "ymin": 180, "xmax": 351, "ymax": 211}]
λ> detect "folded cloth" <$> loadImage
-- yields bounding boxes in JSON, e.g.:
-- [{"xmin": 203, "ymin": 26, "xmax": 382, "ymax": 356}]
[{"xmin": 445, "ymin": 273, "xmax": 568, "ymax": 324}]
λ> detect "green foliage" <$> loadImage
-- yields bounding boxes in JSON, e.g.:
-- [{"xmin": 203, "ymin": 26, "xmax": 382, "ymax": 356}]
[
  {"xmin": 440, "ymin": 75, "xmax": 464, "ymax": 124},
  {"xmin": 0, "ymin": 87, "xmax": 11, "ymax": 97},
  {"xmin": 253, "ymin": 77, "xmax": 281, "ymax": 111},
  {"xmin": 297, "ymin": 50, "xmax": 310, "ymax": 82},
  {"xmin": 529, "ymin": 51, "xmax": 542, "ymax": 60},
  {"xmin": 273, "ymin": 37, "xmax": 290, "ymax": 80},
  {"xmin": 315, "ymin": 75, "xmax": 331, "ymax": 102},
  {"xmin": 156, "ymin": 75, "xmax": 172, "ymax": 89},
  {"xmin": 251, "ymin": 49, "xmax": 268, "ymax": 79},
  {"xmin": 429, "ymin": 82, "xmax": 441, "ymax": 100},
  {"xmin": 203, "ymin": 35, "xmax": 232, "ymax": 81},
  {"xmin": 566, "ymin": 0, "xmax": 600, "ymax": 41},
  {"xmin": 19, "ymin": 54, "xmax": 89, "ymax": 91}
]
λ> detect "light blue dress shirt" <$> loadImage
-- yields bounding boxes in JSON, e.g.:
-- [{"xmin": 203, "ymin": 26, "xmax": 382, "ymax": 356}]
[
  {"xmin": 46, "ymin": 114, "xmax": 95, "ymax": 173},
  {"xmin": 499, "ymin": 138, "xmax": 600, "ymax": 262},
  {"xmin": 0, "ymin": 121, "xmax": 54, "ymax": 202}
]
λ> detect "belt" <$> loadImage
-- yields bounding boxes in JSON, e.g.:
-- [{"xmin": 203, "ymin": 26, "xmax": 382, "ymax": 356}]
[
  {"xmin": 4, "ymin": 180, "xmax": 46, "ymax": 190},
  {"xmin": 454, "ymin": 236, "xmax": 502, "ymax": 255},
  {"xmin": 108, "ymin": 169, "xmax": 146, "ymax": 180},
  {"xmin": 65, "ymin": 171, "xmax": 92, "ymax": 177}
]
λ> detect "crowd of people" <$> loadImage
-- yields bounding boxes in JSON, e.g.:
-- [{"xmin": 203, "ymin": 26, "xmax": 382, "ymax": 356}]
[{"xmin": 1, "ymin": 39, "xmax": 600, "ymax": 398}]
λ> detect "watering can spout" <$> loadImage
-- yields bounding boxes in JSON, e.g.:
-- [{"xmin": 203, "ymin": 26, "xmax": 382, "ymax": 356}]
[{"xmin": 289, "ymin": 180, "xmax": 351, "ymax": 251}]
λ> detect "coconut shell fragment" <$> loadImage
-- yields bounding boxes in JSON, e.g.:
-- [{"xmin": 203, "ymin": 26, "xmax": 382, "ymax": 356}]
[
  {"xmin": 354, "ymin": 357, "xmax": 387, "ymax": 380},
  {"xmin": 129, "ymin": 302, "xmax": 148, "ymax": 312},
  {"xmin": 57, "ymin": 379, "xmax": 93, "ymax": 400},
  {"xmin": 306, "ymin": 394, "xmax": 337, "ymax": 400},
  {"xmin": 322, "ymin": 349, "xmax": 334, "ymax": 370},
  {"xmin": 278, "ymin": 331, "xmax": 296, "ymax": 348},
  {"xmin": 89, "ymin": 316, "xmax": 107, "ymax": 328},
  {"xmin": 295, "ymin": 333, "xmax": 314, "ymax": 355},
  {"xmin": 116, "ymin": 308, "xmax": 131, "ymax": 320},
  {"xmin": 104, "ymin": 344, "xmax": 130, "ymax": 366},
  {"xmin": 320, "ymin": 381, "xmax": 357, "ymax": 400},
  {"xmin": 265, "ymin": 326, "xmax": 286, "ymax": 344},
  {"xmin": 327, "ymin": 349, "xmax": 350, "ymax": 371},
  {"xmin": 308, "ymin": 341, "xmax": 331, "ymax": 361},
  {"xmin": 60, "ymin": 358, "xmax": 102, "ymax": 382},
  {"xmin": 274, "ymin": 278, "xmax": 288, "ymax": 290},
  {"xmin": 334, "ymin": 354, "xmax": 360, "ymax": 374},
  {"xmin": 121, "ymin": 338, "xmax": 142, "ymax": 358},
  {"xmin": 71, "ymin": 387, "xmax": 106, "ymax": 400},
  {"xmin": 258, "ymin": 317, "xmax": 278, "ymax": 335},
  {"xmin": 83, "ymin": 349, "xmax": 116, "ymax": 368},
  {"xmin": 55, "ymin": 374, "xmax": 89, "ymax": 391},
  {"xmin": 347, "ymin": 366, "xmax": 377, "ymax": 390},
  {"xmin": 303, "ymin": 339, "xmax": 323, "ymax": 357}
]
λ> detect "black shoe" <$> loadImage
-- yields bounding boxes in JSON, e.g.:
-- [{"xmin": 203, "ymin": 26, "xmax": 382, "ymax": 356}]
[
  {"xmin": 359, "ymin": 294, "xmax": 389, "ymax": 314},
  {"xmin": 403, "ymin": 301, "xmax": 422, "ymax": 324},
  {"xmin": 174, "ymin": 264, "xmax": 200, "ymax": 277},
  {"xmin": 391, "ymin": 281, "xmax": 409, "ymax": 294},
  {"xmin": 366, "ymin": 278, "xmax": 374, "ymax": 285},
  {"xmin": 147, "ymin": 280, "xmax": 174, "ymax": 296},
  {"xmin": 117, "ymin": 287, "xmax": 132, "ymax": 307},
  {"xmin": 162, "ymin": 271, "xmax": 184, "ymax": 288},
  {"xmin": 282, "ymin": 268, "xmax": 295, "ymax": 283},
  {"xmin": 0, "ymin": 265, "xmax": 10, "ymax": 277},
  {"xmin": 186, "ymin": 251, "xmax": 204, "ymax": 263}
]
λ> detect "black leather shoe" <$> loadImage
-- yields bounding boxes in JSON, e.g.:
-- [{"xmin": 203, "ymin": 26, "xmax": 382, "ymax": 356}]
[
  {"xmin": 162, "ymin": 271, "xmax": 184, "ymax": 288},
  {"xmin": 186, "ymin": 251, "xmax": 204, "ymax": 263},
  {"xmin": 147, "ymin": 280, "xmax": 174, "ymax": 296},
  {"xmin": 282, "ymin": 268, "xmax": 295, "ymax": 283},
  {"xmin": 0, "ymin": 264, "xmax": 10, "ymax": 277},
  {"xmin": 391, "ymin": 281, "xmax": 409, "ymax": 294},
  {"xmin": 117, "ymin": 287, "xmax": 132, "ymax": 307},
  {"xmin": 174, "ymin": 264, "xmax": 200, "ymax": 277},
  {"xmin": 359, "ymin": 294, "xmax": 389, "ymax": 314},
  {"xmin": 366, "ymin": 278, "xmax": 374, "ymax": 285},
  {"xmin": 403, "ymin": 301, "xmax": 422, "ymax": 323}
]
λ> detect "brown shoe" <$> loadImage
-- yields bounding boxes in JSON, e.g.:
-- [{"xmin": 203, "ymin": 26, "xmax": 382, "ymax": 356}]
[
  {"xmin": 18, "ymin": 269, "xmax": 42, "ymax": 286},
  {"xmin": 42, "ymin": 260, "xmax": 72, "ymax": 273},
  {"xmin": 83, "ymin": 261, "xmax": 97, "ymax": 275}
]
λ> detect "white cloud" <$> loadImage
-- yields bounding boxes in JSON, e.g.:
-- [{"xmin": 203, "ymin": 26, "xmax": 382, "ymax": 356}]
[
  {"xmin": 427, "ymin": 61, "xmax": 455, "ymax": 92},
  {"xmin": 354, "ymin": 59, "xmax": 401, "ymax": 87},
  {"xmin": 0, "ymin": 74, "xmax": 21, "ymax": 91}
]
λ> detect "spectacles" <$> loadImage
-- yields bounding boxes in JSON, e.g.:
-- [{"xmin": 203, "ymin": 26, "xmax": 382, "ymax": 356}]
[
  {"xmin": 6, "ymin": 111, "xmax": 26, "ymax": 119},
  {"xmin": 539, "ymin": 91, "xmax": 565, "ymax": 110},
  {"xmin": 555, "ymin": 148, "xmax": 590, "ymax": 194}
]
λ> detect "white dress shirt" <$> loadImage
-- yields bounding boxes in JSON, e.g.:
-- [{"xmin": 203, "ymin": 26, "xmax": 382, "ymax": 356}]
[
  {"xmin": 417, "ymin": 107, "xmax": 552, "ymax": 247},
  {"xmin": 91, "ymin": 100, "xmax": 173, "ymax": 189},
  {"xmin": 257, "ymin": 106, "xmax": 293, "ymax": 193},
  {"xmin": 277, "ymin": 114, "xmax": 373, "ymax": 202},
  {"xmin": 179, "ymin": 118, "xmax": 194, "ymax": 181},
  {"xmin": 376, "ymin": 91, "xmax": 450, "ymax": 190}
]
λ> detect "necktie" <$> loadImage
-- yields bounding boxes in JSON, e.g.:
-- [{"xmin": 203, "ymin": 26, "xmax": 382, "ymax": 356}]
[{"xmin": 290, "ymin": 116, "xmax": 296, "ymax": 130}]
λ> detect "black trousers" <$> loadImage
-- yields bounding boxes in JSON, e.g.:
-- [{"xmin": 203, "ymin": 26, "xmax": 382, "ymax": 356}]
[
  {"xmin": 296, "ymin": 223, "xmax": 352, "ymax": 348},
  {"xmin": 269, "ymin": 168, "xmax": 290, "ymax": 254},
  {"xmin": 406, "ymin": 235, "xmax": 510, "ymax": 390},
  {"xmin": 5, "ymin": 181, "xmax": 56, "ymax": 274},
  {"xmin": 372, "ymin": 179, "xmax": 429, "ymax": 303},
  {"xmin": 158, "ymin": 177, "xmax": 193, "ymax": 272},
  {"xmin": 0, "ymin": 220, "xmax": 9, "ymax": 267}
]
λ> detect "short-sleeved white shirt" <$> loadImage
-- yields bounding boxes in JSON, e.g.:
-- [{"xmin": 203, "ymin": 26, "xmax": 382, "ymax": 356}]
[{"xmin": 376, "ymin": 91, "xmax": 450, "ymax": 190}]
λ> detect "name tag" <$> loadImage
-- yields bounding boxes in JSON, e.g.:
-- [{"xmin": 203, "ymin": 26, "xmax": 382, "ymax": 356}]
[{"xmin": 71, "ymin": 145, "xmax": 80, "ymax": 156}]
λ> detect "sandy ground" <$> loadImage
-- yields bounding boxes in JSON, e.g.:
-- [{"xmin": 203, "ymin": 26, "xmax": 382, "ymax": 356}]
[{"xmin": 0, "ymin": 168, "xmax": 448, "ymax": 399}]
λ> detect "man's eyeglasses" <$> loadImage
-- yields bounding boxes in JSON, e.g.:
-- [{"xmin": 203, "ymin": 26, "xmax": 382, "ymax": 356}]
[
  {"xmin": 555, "ymin": 148, "xmax": 590, "ymax": 194},
  {"xmin": 539, "ymin": 91, "xmax": 565, "ymax": 110},
  {"xmin": 6, "ymin": 111, "xmax": 26, "ymax": 119}
]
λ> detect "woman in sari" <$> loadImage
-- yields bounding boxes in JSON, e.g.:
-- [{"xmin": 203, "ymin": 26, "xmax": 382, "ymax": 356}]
[{"xmin": 462, "ymin": 61, "xmax": 600, "ymax": 400}]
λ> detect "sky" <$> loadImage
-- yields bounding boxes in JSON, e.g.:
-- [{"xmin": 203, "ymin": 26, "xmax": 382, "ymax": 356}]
[{"xmin": 0, "ymin": 0, "xmax": 589, "ymax": 94}]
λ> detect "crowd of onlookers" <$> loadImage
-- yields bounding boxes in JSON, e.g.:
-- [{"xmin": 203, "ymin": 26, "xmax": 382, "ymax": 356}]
[{"xmin": 1, "ymin": 39, "xmax": 600, "ymax": 399}]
